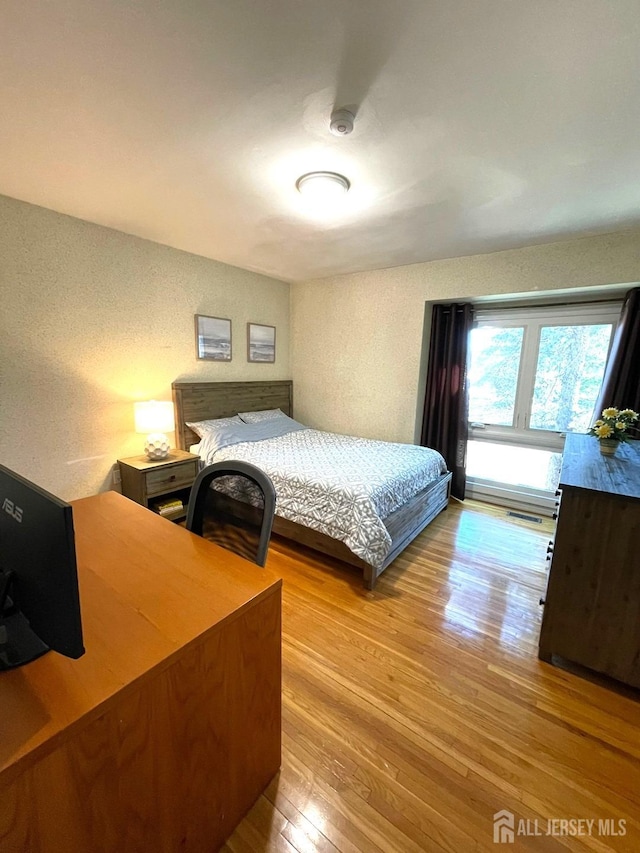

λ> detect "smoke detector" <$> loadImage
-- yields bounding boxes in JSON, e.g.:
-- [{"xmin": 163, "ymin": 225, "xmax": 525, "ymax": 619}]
[{"xmin": 329, "ymin": 109, "xmax": 355, "ymax": 137}]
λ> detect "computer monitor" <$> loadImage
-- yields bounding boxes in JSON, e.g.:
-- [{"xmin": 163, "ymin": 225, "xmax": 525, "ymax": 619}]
[{"xmin": 0, "ymin": 464, "xmax": 84, "ymax": 669}]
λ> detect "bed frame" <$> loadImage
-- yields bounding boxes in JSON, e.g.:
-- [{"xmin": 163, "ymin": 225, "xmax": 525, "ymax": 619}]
[{"xmin": 172, "ymin": 380, "xmax": 452, "ymax": 589}]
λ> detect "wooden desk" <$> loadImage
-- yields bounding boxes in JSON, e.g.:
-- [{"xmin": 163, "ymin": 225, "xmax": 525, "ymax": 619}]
[{"xmin": 0, "ymin": 491, "xmax": 282, "ymax": 852}]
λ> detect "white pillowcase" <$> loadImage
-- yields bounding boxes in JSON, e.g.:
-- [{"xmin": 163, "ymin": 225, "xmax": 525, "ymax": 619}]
[
  {"xmin": 186, "ymin": 415, "xmax": 243, "ymax": 438},
  {"xmin": 238, "ymin": 408, "xmax": 288, "ymax": 423}
]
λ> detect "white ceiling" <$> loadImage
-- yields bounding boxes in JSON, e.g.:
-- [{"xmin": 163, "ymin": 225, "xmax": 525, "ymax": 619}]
[{"xmin": 1, "ymin": 1, "xmax": 639, "ymax": 283}]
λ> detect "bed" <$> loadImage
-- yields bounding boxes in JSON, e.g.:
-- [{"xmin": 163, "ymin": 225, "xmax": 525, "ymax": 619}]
[{"xmin": 172, "ymin": 380, "xmax": 452, "ymax": 588}]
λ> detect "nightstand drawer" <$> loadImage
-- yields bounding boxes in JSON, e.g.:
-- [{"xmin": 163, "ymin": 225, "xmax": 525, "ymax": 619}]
[{"xmin": 146, "ymin": 462, "xmax": 198, "ymax": 497}]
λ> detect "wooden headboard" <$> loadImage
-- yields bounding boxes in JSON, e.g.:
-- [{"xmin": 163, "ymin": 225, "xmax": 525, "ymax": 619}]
[{"xmin": 172, "ymin": 380, "xmax": 294, "ymax": 450}]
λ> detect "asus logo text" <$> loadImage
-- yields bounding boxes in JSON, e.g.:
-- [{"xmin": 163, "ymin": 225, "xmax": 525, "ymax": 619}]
[{"xmin": 2, "ymin": 498, "xmax": 23, "ymax": 523}]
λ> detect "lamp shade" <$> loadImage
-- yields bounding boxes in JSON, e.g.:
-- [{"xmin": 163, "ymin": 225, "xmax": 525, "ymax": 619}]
[{"xmin": 134, "ymin": 401, "xmax": 174, "ymax": 434}]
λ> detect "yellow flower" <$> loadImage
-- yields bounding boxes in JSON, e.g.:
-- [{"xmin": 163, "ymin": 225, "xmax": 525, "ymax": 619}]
[
  {"xmin": 615, "ymin": 422, "xmax": 626, "ymax": 431},
  {"xmin": 620, "ymin": 409, "xmax": 639, "ymax": 419},
  {"xmin": 594, "ymin": 419, "xmax": 604, "ymax": 426},
  {"xmin": 602, "ymin": 407, "xmax": 619, "ymax": 419},
  {"xmin": 595, "ymin": 424, "xmax": 614, "ymax": 438}
]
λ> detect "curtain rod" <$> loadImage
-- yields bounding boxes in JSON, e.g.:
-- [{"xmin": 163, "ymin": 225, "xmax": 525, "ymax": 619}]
[
  {"xmin": 482, "ymin": 294, "xmax": 626, "ymax": 308},
  {"xmin": 473, "ymin": 297, "xmax": 624, "ymax": 310},
  {"xmin": 433, "ymin": 297, "xmax": 626, "ymax": 311}
]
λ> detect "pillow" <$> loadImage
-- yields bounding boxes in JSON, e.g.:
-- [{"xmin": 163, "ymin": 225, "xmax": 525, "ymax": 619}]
[
  {"xmin": 197, "ymin": 418, "xmax": 307, "ymax": 464},
  {"xmin": 238, "ymin": 408, "xmax": 288, "ymax": 424},
  {"xmin": 186, "ymin": 415, "xmax": 243, "ymax": 438}
]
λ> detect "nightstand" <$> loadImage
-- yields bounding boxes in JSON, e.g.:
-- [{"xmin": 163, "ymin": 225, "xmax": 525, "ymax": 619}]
[{"xmin": 118, "ymin": 450, "xmax": 200, "ymax": 523}]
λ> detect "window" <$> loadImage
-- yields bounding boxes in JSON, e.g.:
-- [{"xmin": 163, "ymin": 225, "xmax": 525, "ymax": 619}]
[{"xmin": 466, "ymin": 302, "xmax": 620, "ymax": 511}]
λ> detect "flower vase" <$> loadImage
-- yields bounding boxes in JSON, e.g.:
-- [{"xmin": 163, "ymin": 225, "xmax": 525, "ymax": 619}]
[{"xmin": 598, "ymin": 439, "xmax": 619, "ymax": 456}]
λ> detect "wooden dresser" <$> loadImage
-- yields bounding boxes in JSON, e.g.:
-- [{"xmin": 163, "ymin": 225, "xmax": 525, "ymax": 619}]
[{"xmin": 539, "ymin": 434, "xmax": 640, "ymax": 688}]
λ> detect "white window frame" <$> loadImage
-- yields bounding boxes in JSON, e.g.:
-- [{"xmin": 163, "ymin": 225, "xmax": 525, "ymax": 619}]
[
  {"xmin": 467, "ymin": 300, "xmax": 621, "ymax": 514},
  {"xmin": 469, "ymin": 302, "xmax": 621, "ymax": 453}
]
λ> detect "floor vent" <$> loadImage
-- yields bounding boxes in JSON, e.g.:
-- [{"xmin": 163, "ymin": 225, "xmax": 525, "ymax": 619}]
[{"xmin": 506, "ymin": 511, "xmax": 542, "ymax": 523}]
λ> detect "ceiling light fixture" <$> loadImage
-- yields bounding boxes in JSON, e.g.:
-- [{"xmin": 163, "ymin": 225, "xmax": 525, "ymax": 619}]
[{"xmin": 295, "ymin": 171, "xmax": 350, "ymax": 201}]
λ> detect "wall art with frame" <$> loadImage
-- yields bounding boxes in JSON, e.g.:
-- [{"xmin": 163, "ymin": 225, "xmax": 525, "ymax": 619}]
[
  {"xmin": 195, "ymin": 314, "xmax": 232, "ymax": 361},
  {"xmin": 247, "ymin": 323, "xmax": 276, "ymax": 363}
]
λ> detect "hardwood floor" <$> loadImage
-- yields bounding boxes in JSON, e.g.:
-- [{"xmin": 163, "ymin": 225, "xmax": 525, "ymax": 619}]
[{"xmin": 221, "ymin": 500, "xmax": 640, "ymax": 853}]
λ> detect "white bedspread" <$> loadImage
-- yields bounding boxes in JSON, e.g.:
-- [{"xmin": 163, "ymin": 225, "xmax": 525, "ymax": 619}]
[{"xmin": 197, "ymin": 421, "xmax": 447, "ymax": 569}]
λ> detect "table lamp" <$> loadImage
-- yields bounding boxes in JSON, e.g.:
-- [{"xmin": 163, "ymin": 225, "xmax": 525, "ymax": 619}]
[{"xmin": 134, "ymin": 400, "xmax": 175, "ymax": 460}]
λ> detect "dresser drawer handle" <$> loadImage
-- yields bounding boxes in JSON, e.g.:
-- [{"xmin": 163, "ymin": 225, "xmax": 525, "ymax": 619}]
[{"xmin": 169, "ymin": 474, "xmax": 176, "ymax": 482}]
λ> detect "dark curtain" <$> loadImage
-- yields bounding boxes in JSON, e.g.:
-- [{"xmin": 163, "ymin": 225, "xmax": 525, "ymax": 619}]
[
  {"xmin": 593, "ymin": 287, "xmax": 640, "ymax": 416},
  {"xmin": 420, "ymin": 303, "xmax": 473, "ymax": 500}
]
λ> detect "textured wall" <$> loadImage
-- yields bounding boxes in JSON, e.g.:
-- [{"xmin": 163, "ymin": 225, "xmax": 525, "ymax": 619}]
[
  {"xmin": 291, "ymin": 230, "xmax": 640, "ymax": 443},
  {"xmin": 0, "ymin": 195, "xmax": 289, "ymax": 500}
]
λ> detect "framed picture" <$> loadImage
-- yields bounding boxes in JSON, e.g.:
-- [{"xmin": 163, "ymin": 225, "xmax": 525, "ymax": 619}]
[
  {"xmin": 247, "ymin": 323, "xmax": 276, "ymax": 363},
  {"xmin": 195, "ymin": 314, "xmax": 232, "ymax": 361}
]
